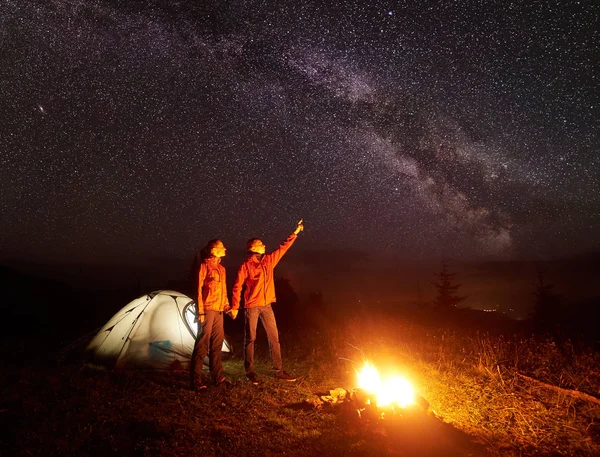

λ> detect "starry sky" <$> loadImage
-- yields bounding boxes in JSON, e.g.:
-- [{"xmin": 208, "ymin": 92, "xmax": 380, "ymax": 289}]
[{"xmin": 1, "ymin": 0, "xmax": 599, "ymax": 264}]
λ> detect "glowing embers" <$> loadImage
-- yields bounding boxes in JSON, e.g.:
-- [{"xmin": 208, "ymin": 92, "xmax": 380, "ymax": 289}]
[
  {"xmin": 315, "ymin": 362, "xmax": 428, "ymax": 421},
  {"xmin": 355, "ymin": 362, "xmax": 415, "ymax": 410}
]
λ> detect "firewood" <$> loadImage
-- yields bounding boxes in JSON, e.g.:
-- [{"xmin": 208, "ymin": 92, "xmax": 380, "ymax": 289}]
[{"xmin": 516, "ymin": 373, "xmax": 600, "ymax": 407}]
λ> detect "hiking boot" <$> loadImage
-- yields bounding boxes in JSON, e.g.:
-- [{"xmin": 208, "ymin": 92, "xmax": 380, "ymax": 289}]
[
  {"xmin": 191, "ymin": 382, "xmax": 208, "ymax": 392},
  {"xmin": 275, "ymin": 371, "xmax": 297, "ymax": 382},
  {"xmin": 191, "ymin": 375, "xmax": 208, "ymax": 392},
  {"xmin": 246, "ymin": 372, "xmax": 261, "ymax": 384},
  {"xmin": 215, "ymin": 376, "xmax": 233, "ymax": 389}
]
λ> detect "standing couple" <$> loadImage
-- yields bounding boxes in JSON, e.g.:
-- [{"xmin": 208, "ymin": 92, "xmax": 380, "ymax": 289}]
[{"xmin": 191, "ymin": 219, "xmax": 304, "ymax": 391}]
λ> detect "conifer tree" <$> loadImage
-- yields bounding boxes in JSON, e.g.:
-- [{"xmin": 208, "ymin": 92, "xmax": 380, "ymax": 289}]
[
  {"xmin": 187, "ymin": 254, "xmax": 200, "ymax": 283},
  {"xmin": 432, "ymin": 258, "xmax": 467, "ymax": 308},
  {"xmin": 530, "ymin": 270, "xmax": 561, "ymax": 331}
]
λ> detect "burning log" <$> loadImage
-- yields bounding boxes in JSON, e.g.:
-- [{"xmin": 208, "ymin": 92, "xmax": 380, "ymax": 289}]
[{"xmin": 316, "ymin": 362, "xmax": 430, "ymax": 421}]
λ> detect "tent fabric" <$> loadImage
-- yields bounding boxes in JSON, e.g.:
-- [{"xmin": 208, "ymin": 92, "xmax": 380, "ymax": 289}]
[{"xmin": 86, "ymin": 290, "xmax": 231, "ymax": 370}]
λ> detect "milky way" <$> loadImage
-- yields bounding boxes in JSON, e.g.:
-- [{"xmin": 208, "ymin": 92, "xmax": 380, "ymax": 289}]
[{"xmin": 1, "ymin": 0, "xmax": 598, "ymax": 262}]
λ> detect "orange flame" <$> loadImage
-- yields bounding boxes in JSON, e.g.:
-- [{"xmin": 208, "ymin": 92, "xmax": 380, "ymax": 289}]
[{"xmin": 356, "ymin": 362, "xmax": 415, "ymax": 408}]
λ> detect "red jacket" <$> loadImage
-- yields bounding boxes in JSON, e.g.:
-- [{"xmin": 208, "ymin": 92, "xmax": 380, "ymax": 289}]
[
  {"xmin": 197, "ymin": 257, "xmax": 229, "ymax": 314},
  {"xmin": 232, "ymin": 234, "xmax": 297, "ymax": 309}
]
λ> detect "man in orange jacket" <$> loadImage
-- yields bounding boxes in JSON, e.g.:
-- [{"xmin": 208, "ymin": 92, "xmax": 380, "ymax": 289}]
[{"xmin": 231, "ymin": 220, "xmax": 304, "ymax": 383}]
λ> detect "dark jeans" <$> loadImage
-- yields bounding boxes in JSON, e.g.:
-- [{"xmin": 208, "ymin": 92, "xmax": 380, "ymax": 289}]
[
  {"xmin": 244, "ymin": 304, "xmax": 282, "ymax": 375},
  {"xmin": 191, "ymin": 310, "xmax": 224, "ymax": 385}
]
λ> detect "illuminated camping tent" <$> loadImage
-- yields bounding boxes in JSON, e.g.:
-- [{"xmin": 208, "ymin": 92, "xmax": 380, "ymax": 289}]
[{"xmin": 86, "ymin": 290, "xmax": 231, "ymax": 370}]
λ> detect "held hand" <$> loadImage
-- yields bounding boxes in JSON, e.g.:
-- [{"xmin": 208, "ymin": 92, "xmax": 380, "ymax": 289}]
[
  {"xmin": 293, "ymin": 219, "xmax": 304, "ymax": 235},
  {"xmin": 228, "ymin": 309, "xmax": 239, "ymax": 320},
  {"xmin": 198, "ymin": 314, "xmax": 206, "ymax": 324}
]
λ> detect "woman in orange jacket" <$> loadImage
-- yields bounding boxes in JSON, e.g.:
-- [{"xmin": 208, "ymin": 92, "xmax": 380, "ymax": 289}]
[{"xmin": 190, "ymin": 239, "xmax": 232, "ymax": 391}]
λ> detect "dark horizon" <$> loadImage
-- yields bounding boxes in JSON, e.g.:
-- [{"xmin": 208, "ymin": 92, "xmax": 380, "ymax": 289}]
[{"xmin": 3, "ymin": 248, "xmax": 599, "ymax": 321}]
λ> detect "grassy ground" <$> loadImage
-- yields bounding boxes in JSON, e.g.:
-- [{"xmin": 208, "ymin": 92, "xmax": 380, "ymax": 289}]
[{"xmin": 2, "ymin": 312, "xmax": 600, "ymax": 456}]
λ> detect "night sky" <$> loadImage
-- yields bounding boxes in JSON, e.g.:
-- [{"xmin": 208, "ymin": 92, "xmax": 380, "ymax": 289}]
[{"xmin": 2, "ymin": 0, "xmax": 599, "ymax": 264}]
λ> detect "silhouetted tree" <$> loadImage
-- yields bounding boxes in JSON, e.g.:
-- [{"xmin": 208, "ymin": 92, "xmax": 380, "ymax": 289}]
[
  {"xmin": 275, "ymin": 277, "xmax": 299, "ymax": 307},
  {"xmin": 432, "ymin": 258, "xmax": 467, "ymax": 308},
  {"xmin": 274, "ymin": 277, "xmax": 300, "ymax": 331},
  {"xmin": 304, "ymin": 291, "xmax": 330, "ymax": 329},
  {"xmin": 307, "ymin": 291, "xmax": 324, "ymax": 309},
  {"xmin": 187, "ymin": 254, "xmax": 200, "ymax": 283},
  {"xmin": 530, "ymin": 270, "xmax": 562, "ymax": 332},
  {"xmin": 165, "ymin": 253, "xmax": 201, "ymax": 299}
]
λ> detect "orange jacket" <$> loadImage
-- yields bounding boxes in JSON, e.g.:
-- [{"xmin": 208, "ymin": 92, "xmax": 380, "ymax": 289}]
[
  {"xmin": 232, "ymin": 234, "xmax": 297, "ymax": 309},
  {"xmin": 197, "ymin": 257, "xmax": 229, "ymax": 314}
]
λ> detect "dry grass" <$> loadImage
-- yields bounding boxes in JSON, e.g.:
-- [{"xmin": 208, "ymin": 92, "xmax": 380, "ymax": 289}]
[
  {"xmin": 321, "ymin": 314, "xmax": 600, "ymax": 457},
  {"xmin": 2, "ymin": 311, "xmax": 600, "ymax": 456}
]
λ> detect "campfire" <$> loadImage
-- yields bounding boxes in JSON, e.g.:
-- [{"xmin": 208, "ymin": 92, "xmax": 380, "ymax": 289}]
[
  {"xmin": 316, "ymin": 361, "xmax": 427, "ymax": 420},
  {"xmin": 356, "ymin": 362, "xmax": 415, "ymax": 408}
]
